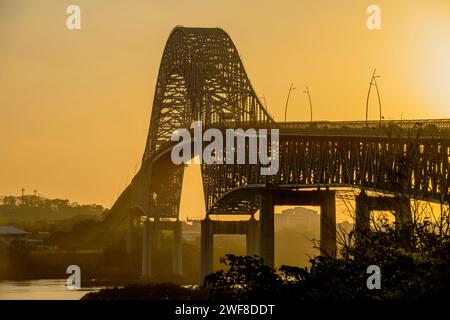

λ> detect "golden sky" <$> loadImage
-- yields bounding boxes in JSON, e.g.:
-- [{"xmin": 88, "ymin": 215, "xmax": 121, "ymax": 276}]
[{"xmin": 1, "ymin": 0, "xmax": 449, "ymax": 218}]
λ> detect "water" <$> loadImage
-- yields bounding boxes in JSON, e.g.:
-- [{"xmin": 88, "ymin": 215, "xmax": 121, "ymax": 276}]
[{"xmin": 0, "ymin": 279, "xmax": 102, "ymax": 300}]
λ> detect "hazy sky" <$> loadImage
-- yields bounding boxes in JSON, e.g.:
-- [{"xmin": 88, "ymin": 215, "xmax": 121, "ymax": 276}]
[{"xmin": 1, "ymin": 0, "xmax": 449, "ymax": 217}]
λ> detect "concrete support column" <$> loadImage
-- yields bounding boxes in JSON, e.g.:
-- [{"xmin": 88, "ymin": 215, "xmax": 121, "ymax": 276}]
[
  {"xmin": 259, "ymin": 191, "xmax": 274, "ymax": 267},
  {"xmin": 320, "ymin": 191, "xmax": 337, "ymax": 257},
  {"xmin": 126, "ymin": 211, "xmax": 134, "ymax": 255},
  {"xmin": 153, "ymin": 218, "xmax": 161, "ymax": 250},
  {"xmin": 172, "ymin": 221, "xmax": 183, "ymax": 275},
  {"xmin": 246, "ymin": 217, "xmax": 259, "ymax": 256},
  {"xmin": 200, "ymin": 218, "xmax": 214, "ymax": 284},
  {"xmin": 394, "ymin": 197, "xmax": 413, "ymax": 249},
  {"xmin": 141, "ymin": 220, "xmax": 153, "ymax": 278},
  {"xmin": 355, "ymin": 191, "xmax": 370, "ymax": 233},
  {"xmin": 395, "ymin": 197, "xmax": 412, "ymax": 227}
]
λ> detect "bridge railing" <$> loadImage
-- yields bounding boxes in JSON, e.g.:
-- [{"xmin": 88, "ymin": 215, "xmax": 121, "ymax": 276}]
[
  {"xmin": 280, "ymin": 119, "xmax": 450, "ymax": 131},
  {"xmin": 196, "ymin": 119, "xmax": 450, "ymax": 139},
  {"xmin": 277, "ymin": 119, "xmax": 450, "ymax": 139}
]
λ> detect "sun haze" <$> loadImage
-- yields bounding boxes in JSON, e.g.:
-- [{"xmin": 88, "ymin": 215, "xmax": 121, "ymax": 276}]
[{"xmin": 1, "ymin": 0, "xmax": 449, "ymax": 209}]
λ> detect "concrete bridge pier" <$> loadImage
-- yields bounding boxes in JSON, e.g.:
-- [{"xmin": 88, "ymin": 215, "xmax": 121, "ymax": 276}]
[
  {"xmin": 259, "ymin": 191, "xmax": 274, "ymax": 267},
  {"xmin": 141, "ymin": 219, "xmax": 153, "ymax": 278},
  {"xmin": 152, "ymin": 217, "xmax": 161, "ymax": 250},
  {"xmin": 199, "ymin": 217, "xmax": 261, "ymax": 284},
  {"xmin": 319, "ymin": 191, "xmax": 337, "ymax": 257},
  {"xmin": 394, "ymin": 197, "xmax": 412, "ymax": 227},
  {"xmin": 354, "ymin": 191, "xmax": 413, "ymax": 249},
  {"xmin": 172, "ymin": 220, "xmax": 183, "ymax": 275},
  {"xmin": 141, "ymin": 219, "xmax": 183, "ymax": 279},
  {"xmin": 246, "ymin": 216, "xmax": 259, "ymax": 256},
  {"xmin": 355, "ymin": 191, "xmax": 412, "ymax": 231},
  {"xmin": 200, "ymin": 218, "xmax": 214, "ymax": 284},
  {"xmin": 268, "ymin": 189, "xmax": 337, "ymax": 258},
  {"xmin": 355, "ymin": 191, "xmax": 371, "ymax": 232}
]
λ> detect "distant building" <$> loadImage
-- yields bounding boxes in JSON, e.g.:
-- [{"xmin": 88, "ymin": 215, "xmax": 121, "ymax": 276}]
[
  {"xmin": 0, "ymin": 226, "xmax": 28, "ymax": 251},
  {"xmin": 275, "ymin": 207, "xmax": 319, "ymax": 231}
]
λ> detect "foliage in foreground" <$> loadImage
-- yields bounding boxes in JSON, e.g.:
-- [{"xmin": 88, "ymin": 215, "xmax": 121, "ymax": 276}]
[
  {"xmin": 81, "ymin": 283, "xmax": 208, "ymax": 300},
  {"xmin": 82, "ymin": 220, "xmax": 449, "ymax": 300},
  {"xmin": 204, "ymin": 221, "xmax": 450, "ymax": 300}
]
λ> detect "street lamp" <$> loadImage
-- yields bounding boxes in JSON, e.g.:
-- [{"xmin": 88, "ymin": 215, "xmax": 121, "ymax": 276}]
[
  {"xmin": 284, "ymin": 83, "xmax": 296, "ymax": 122},
  {"xmin": 304, "ymin": 86, "xmax": 313, "ymax": 123},
  {"xmin": 365, "ymin": 69, "xmax": 382, "ymax": 127}
]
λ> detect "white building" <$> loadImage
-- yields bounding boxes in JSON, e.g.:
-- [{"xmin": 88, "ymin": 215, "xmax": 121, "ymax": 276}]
[
  {"xmin": 276, "ymin": 207, "xmax": 320, "ymax": 231},
  {"xmin": 0, "ymin": 226, "xmax": 28, "ymax": 251}
]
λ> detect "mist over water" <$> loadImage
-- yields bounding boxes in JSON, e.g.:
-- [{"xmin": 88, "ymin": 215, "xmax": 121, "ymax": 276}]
[{"xmin": 0, "ymin": 279, "xmax": 101, "ymax": 300}]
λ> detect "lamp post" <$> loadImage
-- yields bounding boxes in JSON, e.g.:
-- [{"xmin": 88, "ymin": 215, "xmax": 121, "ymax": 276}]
[
  {"xmin": 284, "ymin": 83, "xmax": 296, "ymax": 122},
  {"xmin": 365, "ymin": 69, "xmax": 382, "ymax": 127},
  {"xmin": 304, "ymin": 87, "xmax": 313, "ymax": 123}
]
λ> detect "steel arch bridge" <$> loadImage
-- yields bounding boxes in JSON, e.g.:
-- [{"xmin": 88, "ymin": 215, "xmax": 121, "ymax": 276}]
[
  {"xmin": 109, "ymin": 26, "xmax": 450, "ymax": 279},
  {"xmin": 110, "ymin": 26, "xmax": 450, "ymax": 225}
]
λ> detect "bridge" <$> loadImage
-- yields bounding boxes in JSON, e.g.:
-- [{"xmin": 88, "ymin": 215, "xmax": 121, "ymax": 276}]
[{"xmin": 109, "ymin": 26, "xmax": 450, "ymax": 283}]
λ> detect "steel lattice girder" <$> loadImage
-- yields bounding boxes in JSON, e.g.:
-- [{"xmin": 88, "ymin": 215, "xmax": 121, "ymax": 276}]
[
  {"xmin": 121, "ymin": 26, "xmax": 450, "ymax": 219},
  {"xmin": 204, "ymin": 134, "xmax": 450, "ymax": 214},
  {"xmin": 143, "ymin": 27, "xmax": 273, "ymax": 162}
]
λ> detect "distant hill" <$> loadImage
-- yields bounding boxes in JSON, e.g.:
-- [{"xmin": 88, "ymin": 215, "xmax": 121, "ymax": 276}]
[{"xmin": 0, "ymin": 195, "xmax": 105, "ymax": 224}]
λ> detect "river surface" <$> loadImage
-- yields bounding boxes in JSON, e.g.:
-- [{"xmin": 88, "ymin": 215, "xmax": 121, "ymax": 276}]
[{"xmin": 0, "ymin": 279, "xmax": 103, "ymax": 300}]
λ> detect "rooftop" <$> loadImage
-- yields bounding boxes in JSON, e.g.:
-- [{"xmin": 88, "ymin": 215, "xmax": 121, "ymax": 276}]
[{"xmin": 0, "ymin": 226, "xmax": 28, "ymax": 235}]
